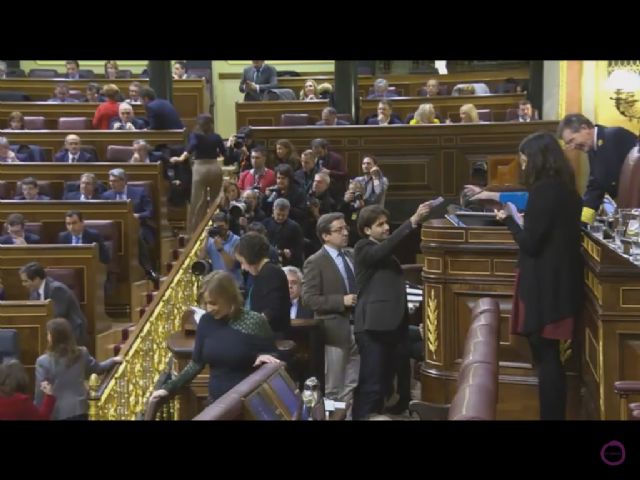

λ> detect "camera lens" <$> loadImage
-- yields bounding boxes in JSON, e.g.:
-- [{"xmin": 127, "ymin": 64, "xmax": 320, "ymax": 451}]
[{"xmin": 191, "ymin": 260, "xmax": 213, "ymax": 276}]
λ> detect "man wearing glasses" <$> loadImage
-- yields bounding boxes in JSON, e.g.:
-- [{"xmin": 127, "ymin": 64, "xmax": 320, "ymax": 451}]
[
  {"xmin": 303, "ymin": 213, "xmax": 360, "ymax": 418},
  {"xmin": 558, "ymin": 113, "xmax": 636, "ymax": 224}
]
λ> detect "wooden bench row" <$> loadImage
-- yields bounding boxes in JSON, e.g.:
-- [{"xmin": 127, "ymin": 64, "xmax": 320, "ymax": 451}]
[
  {"xmin": 0, "ymin": 78, "xmax": 208, "ymax": 129},
  {"xmin": 236, "ymin": 93, "xmax": 527, "ymax": 128}
]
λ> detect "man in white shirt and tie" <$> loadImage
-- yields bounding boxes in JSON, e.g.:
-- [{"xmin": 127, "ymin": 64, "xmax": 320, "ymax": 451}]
[
  {"xmin": 283, "ymin": 266, "xmax": 313, "ymax": 319},
  {"xmin": 303, "ymin": 213, "xmax": 360, "ymax": 414},
  {"xmin": 57, "ymin": 210, "xmax": 110, "ymax": 265},
  {"xmin": 239, "ymin": 61, "xmax": 278, "ymax": 102}
]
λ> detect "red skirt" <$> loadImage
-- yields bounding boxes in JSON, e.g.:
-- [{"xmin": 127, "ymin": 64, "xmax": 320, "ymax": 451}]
[{"xmin": 510, "ymin": 271, "xmax": 574, "ymax": 340}]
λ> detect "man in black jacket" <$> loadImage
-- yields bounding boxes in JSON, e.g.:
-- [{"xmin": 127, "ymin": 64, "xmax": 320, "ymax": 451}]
[
  {"xmin": 57, "ymin": 210, "xmax": 111, "ymax": 265},
  {"xmin": 558, "ymin": 113, "xmax": 637, "ymax": 224},
  {"xmin": 352, "ymin": 202, "xmax": 431, "ymax": 420}
]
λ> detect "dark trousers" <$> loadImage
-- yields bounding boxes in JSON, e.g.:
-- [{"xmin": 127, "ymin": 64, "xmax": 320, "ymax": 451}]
[
  {"xmin": 528, "ymin": 334, "xmax": 566, "ymax": 420},
  {"xmin": 353, "ymin": 327, "xmax": 407, "ymax": 420}
]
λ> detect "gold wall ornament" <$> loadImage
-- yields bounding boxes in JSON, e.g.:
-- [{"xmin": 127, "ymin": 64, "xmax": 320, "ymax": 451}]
[
  {"xmin": 426, "ymin": 288, "xmax": 439, "ymax": 356},
  {"xmin": 89, "ymin": 221, "xmax": 210, "ymax": 420},
  {"xmin": 560, "ymin": 339, "xmax": 573, "ymax": 364}
]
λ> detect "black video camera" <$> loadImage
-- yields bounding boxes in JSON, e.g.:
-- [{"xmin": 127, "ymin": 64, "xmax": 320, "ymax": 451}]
[
  {"xmin": 228, "ymin": 201, "xmax": 247, "ymax": 219},
  {"xmin": 354, "ymin": 192, "xmax": 364, "ymax": 202},
  {"xmin": 233, "ymin": 133, "xmax": 246, "ymax": 150},
  {"xmin": 191, "ymin": 259, "xmax": 213, "ymax": 276},
  {"xmin": 266, "ymin": 187, "xmax": 281, "ymax": 202}
]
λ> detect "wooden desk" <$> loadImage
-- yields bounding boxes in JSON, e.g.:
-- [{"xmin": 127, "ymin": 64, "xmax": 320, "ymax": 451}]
[
  {"xmin": 420, "ymin": 218, "xmax": 582, "ymax": 419},
  {"xmin": 236, "ymin": 99, "xmax": 328, "ymax": 128},
  {"xmin": 0, "ymin": 78, "xmax": 208, "ymax": 129},
  {"xmin": 0, "ymin": 102, "xmax": 146, "ymax": 130},
  {"xmin": 581, "ymin": 232, "xmax": 640, "ymax": 419},
  {"xmin": 2, "ymin": 129, "xmax": 185, "ymax": 162},
  {"xmin": 0, "ymin": 300, "xmax": 54, "ymax": 393}
]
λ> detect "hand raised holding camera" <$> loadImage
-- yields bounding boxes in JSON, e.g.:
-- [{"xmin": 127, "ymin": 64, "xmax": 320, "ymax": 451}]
[{"xmin": 410, "ymin": 201, "xmax": 432, "ymax": 227}]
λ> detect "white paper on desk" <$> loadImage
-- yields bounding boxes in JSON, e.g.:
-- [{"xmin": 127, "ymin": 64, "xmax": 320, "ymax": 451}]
[
  {"xmin": 407, "ymin": 295, "xmax": 423, "ymax": 302},
  {"xmin": 406, "ymin": 287, "xmax": 423, "ymax": 295},
  {"xmin": 191, "ymin": 306, "xmax": 206, "ymax": 324}
]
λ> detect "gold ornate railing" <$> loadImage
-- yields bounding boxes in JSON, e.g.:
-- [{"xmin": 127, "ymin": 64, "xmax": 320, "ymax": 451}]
[{"xmin": 88, "ymin": 202, "xmax": 217, "ymax": 420}]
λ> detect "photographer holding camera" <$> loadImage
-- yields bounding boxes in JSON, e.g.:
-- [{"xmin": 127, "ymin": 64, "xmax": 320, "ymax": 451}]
[
  {"xmin": 353, "ymin": 156, "xmax": 389, "ymax": 207},
  {"xmin": 340, "ymin": 180, "xmax": 367, "ymax": 246},
  {"xmin": 237, "ymin": 146, "xmax": 276, "ymax": 194},
  {"xmin": 197, "ymin": 212, "xmax": 243, "ymax": 286},
  {"xmin": 226, "ymin": 126, "xmax": 263, "ymax": 172},
  {"xmin": 262, "ymin": 198, "xmax": 305, "ymax": 269},
  {"xmin": 261, "ymin": 164, "xmax": 308, "ymax": 225}
]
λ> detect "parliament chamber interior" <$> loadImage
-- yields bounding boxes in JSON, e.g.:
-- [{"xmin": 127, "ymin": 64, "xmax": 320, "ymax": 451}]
[{"xmin": 0, "ymin": 59, "xmax": 639, "ymax": 422}]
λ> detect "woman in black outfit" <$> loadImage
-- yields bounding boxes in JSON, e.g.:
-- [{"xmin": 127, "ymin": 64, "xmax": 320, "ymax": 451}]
[
  {"xmin": 171, "ymin": 114, "xmax": 225, "ymax": 234},
  {"xmin": 235, "ymin": 232, "xmax": 291, "ymax": 339},
  {"xmin": 496, "ymin": 131, "xmax": 583, "ymax": 420},
  {"xmin": 150, "ymin": 271, "xmax": 280, "ymax": 404}
]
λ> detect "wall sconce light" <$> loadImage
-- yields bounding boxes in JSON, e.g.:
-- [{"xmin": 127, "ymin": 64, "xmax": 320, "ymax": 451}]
[{"xmin": 608, "ymin": 69, "xmax": 640, "ymax": 121}]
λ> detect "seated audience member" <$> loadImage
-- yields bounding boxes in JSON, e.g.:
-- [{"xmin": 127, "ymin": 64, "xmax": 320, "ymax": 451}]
[
  {"xmin": 104, "ymin": 60, "xmax": 119, "ymax": 80},
  {"xmin": 64, "ymin": 60, "xmax": 89, "ymax": 80},
  {"xmin": 35, "ymin": 317, "xmax": 121, "ymax": 419},
  {"xmin": 367, "ymin": 78, "xmax": 399, "ymax": 99},
  {"xmin": 451, "ymin": 82, "xmax": 490, "ymax": 95},
  {"xmin": 294, "ymin": 149, "xmax": 318, "ymax": 195},
  {"xmin": 63, "ymin": 173, "xmax": 103, "ymax": 201},
  {"xmin": 57, "ymin": 210, "xmax": 110, "ymax": 265},
  {"xmin": 54, "ymin": 134, "xmax": 97, "ymax": 163},
  {"xmin": 235, "ymin": 233, "xmax": 291, "ymax": 336},
  {"xmin": 239, "ymin": 60, "xmax": 279, "ymax": 102},
  {"xmin": 353, "ymin": 156, "xmax": 389, "ymax": 206},
  {"xmin": 316, "ymin": 107, "xmax": 350, "ymax": 126},
  {"xmin": 0, "ymin": 213, "xmax": 41, "ymax": 245},
  {"xmin": 198, "ymin": 212, "xmax": 243, "ymax": 286},
  {"xmin": 237, "ymin": 189, "xmax": 267, "ymax": 231},
  {"xmin": 365, "ymin": 100, "xmax": 403, "ymax": 125},
  {"xmin": 513, "ymin": 99, "xmax": 536, "ymax": 122},
  {"xmin": 283, "ymin": 266, "xmax": 313, "ymax": 319},
  {"xmin": 317, "ymin": 83, "xmax": 333, "ymax": 100},
  {"xmin": 126, "ymin": 81, "xmax": 142, "ymax": 103},
  {"xmin": 220, "ymin": 179, "xmax": 241, "ymax": 211},
  {"xmin": 274, "ymin": 139, "xmax": 300, "ymax": 170},
  {"xmin": 496, "ymin": 77, "xmax": 527, "ymax": 94},
  {"xmin": 150, "ymin": 271, "xmax": 279, "ymax": 405},
  {"xmin": 130, "ymin": 139, "xmax": 161, "ymax": 163},
  {"xmin": 14, "ymin": 177, "xmax": 50, "ymax": 200},
  {"xmin": 140, "ymin": 87, "xmax": 184, "ymax": 130},
  {"xmin": 0, "ymin": 60, "xmax": 6, "ymax": 79},
  {"xmin": 109, "ymin": 102, "xmax": 146, "ymax": 130},
  {"xmin": 409, "ymin": 103, "xmax": 440, "ymax": 125},
  {"xmin": 237, "ymin": 146, "xmax": 276, "ymax": 193},
  {"xmin": 311, "ymin": 138, "xmax": 348, "ymax": 201},
  {"xmin": 92, "ymin": 84, "xmax": 121, "ymax": 130},
  {"xmin": 173, "ymin": 61, "xmax": 190, "ymax": 80},
  {"xmin": 418, "ymin": 78, "xmax": 441, "ymax": 97},
  {"xmin": 0, "ymin": 137, "xmax": 19, "ymax": 162},
  {"xmin": 299, "ymin": 79, "xmax": 319, "ymax": 100},
  {"xmin": 6, "ymin": 112, "xmax": 25, "ymax": 130},
  {"xmin": 262, "ymin": 164, "xmax": 308, "ymax": 225},
  {"xmin": 102, "ymin": 168, "xmax": 157, "ymax": 279},
  {"xmin": 0, "ymin": 360, "xmax": 55, "ymax": 420},
  {"xmin": 48, "ymin": 83, "xmax": 80, "ymax": 103},
  {"xmin": 458, "ymin": 103, "xmax": 480, "ymax": 123},
  {"xmin": 20, "ymin": 263, "xmax": 87, "ymax": 344},
  {"xmin": 84, "ymin": 83, "xmax": 105, "ymax": 103}
]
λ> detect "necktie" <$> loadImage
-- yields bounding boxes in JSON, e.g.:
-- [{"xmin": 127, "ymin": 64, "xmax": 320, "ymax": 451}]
[
  {"xmin": 338, "ymin": 251, "xmax": 356, "ymax": 294},
  {"xmin": 254, "ymin": 68, "xmax": 260, "ymax": 83},
  {"xmin": 70, "ymin": 155, "xmax": 77, "ymax": 163}
]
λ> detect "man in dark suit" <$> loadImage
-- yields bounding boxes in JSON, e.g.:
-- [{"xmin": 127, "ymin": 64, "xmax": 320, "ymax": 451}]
[
  {"xmin": 13, "ymin": 177, "xmax": 50, "ymax": 200},
  {"xmin": 311, "ymin": 138, "xmax": 348, "ymax": 201},
  {"xmin": 303, "ymin": 213, "xmax": 360, "ymax": 413},
  {"xmin": 108, "ymin": 102, "xmax": 147, "ymax": 130},
  {"xmin": 283, "ymin": 266, "xmax": 313, "ymax": 319},
  {"xmin": 140, "ymin": 87, "xmax": 184, "ymax": 130},
  {"xmin": 47, "ymin": 84, "xmax": 80, "ymax": 103},
  {"xmin": 364, "ymin": 100, "xmax": 404, "ymax": 125},
  {"xmin": 315, "ymin": 107, "xmax": 350, "ymax": 126},
  {"xmin": 64, "ymin": 60, "xmax": 91, "ymax": 80},
  {"xmin": 19, "ymin": 261, "xmax": 87, "ymax": 344},
  {"xmin": 102, "ymin": 168, "xmax": 157, "ymax": 280},
  {"xmin": 63, "ymin": 173, "xmax": 103, "ymax": 201},
  {"xmin": 558, "ymin": 113, "xmax": 638, "ymax": 224},
  {"xmin": 239, "ymin": 61, "xmax": 278, "ymax": 102},
  {"xmin": 352, "ymin": 202, "xmax": 431, "ymax": 419},
  {"xmin": 0, "ymin": 213, "xmax": 40, "ymax": 245},
  {"xmin": 262, "ymin": 198, "xmax": 305, "ymax": 269},
  {"xmin": 57, "ymin": 210, "xmax": 110, "ymax": 265},
  {"xmin": 54, "ymin": 134, "xmax": 97, "ymax": 163}
]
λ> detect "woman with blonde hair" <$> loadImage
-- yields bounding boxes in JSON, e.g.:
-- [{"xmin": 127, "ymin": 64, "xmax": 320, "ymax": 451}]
[
  {"xmin": 299, "ymin": 79, "xmax": 319, "ymax": 100},
  {"xmin": 92, "ymin": 83, "xmax": 121, "ymax": 129},
  {"xmin": 7, "ymin": 111, "xmax": 24, "ymax": 130},
  {"xmin": 150, "ymin": 271, "xmax": 280, "ymax": 404},
  {"xmin": 274, "ymin": 139, "xmax": 301, "ymax": 170},
  {"xmin": 104, "ymin": 60, "xmax": 120, "ymax": 80},
  {"xmin": 409, "ymin": 103, "xmax": 440, "ymax": 125},
  {"xmin": 459, "ymin": 103, "xmax": 480, "ymax": 123}
]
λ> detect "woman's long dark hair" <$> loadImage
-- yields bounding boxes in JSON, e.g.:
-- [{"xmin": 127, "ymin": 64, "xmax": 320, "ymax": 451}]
[
  {"xmin": 519, "ymin": 131, "xmax": 576, "ymax": 190},
  {"xmin": 46, "ymin": 317, "xmax": 82, "ymax": 365},
  {"xmin": 194, "ymin": 114, "xmax": 214, "ymax": 135}
]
